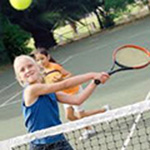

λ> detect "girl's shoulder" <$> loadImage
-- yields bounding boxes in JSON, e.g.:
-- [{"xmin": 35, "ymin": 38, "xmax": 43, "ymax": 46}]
[{"xmin": 50, "ymin": 62, "xmax": 63, "ymax": 70}]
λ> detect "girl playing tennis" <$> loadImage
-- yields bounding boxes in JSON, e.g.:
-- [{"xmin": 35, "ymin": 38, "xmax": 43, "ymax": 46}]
[
  {"xmin": 32, "ymin": 48, "xmax": 110, "ymax": 140},
  {"xmin": 13, "ymin": 55, "xmax": 109, "ymax": 150}
]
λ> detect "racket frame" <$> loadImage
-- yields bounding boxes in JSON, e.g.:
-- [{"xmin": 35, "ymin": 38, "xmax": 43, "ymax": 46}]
[
  {"xmin": 95, "ymin": 44, "xmax": 150, "ymax": 85},
  {"xmin": 113, "ymin": 44, "xmax": 150, "ymax": 69}
]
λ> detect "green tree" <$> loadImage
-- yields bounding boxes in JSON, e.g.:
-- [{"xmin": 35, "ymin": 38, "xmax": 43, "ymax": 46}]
[
  {"xmin": 104, "ymin": 0, "xmax": 135, "ymax": 13},
  {"xmin": 1, "ymin": 0, "xmax": 108, "ymax": 48},
  {"xmin": 0, "ymin": 0, "xmax": 104, "ymax": 48},
  {"xmin": 2, "ymin": 18, "xmax": 32, "ymax": 63},
  {"xmin": 1, "ymin": 0, "xmax": 57, "ymax": 49},
  {"xmin": 1, "ymin": 0, "xmax": 137, "ymax": 50},
  {"xmin": 0, "ymin": 12, "xmax": 9, "ymax": 63}
]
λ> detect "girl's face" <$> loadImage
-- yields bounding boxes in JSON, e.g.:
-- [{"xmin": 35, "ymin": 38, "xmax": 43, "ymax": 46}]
[
  {"xmin": 15, "ymin": 57, "xmax": 41, "ymax": 85},
  {"xmin": 35, "ymin": 53, "xmax": 49, "ymax": 68}
]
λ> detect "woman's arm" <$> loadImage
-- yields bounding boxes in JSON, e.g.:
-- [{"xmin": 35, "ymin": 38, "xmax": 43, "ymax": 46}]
[
  {"xmin": 56, "ymin": 80, "xmax": 97, "ymax": 105},
  {"xmin": 24, "ymin": 72, "xmax": 109, "ymax": 106}
]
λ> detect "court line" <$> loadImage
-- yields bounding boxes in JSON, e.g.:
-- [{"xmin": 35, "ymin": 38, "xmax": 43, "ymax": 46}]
[
  {"xmin": 61, "ymin": 56, "xmax": 73, "ymax": 65},
  {"xmin": 0, "ymin": 99, "xmax": 21, "ymax": 108},
  {"xmin": 121, "ymin": 91, "xmax": 150, "ymax": 150},
  {"xmin": 0, "ymin": 81, "xmax": 17, "ymax": 94},
  {"xmin": 0, "ymin": 91, "xmax": 22, "ymax": 107}
]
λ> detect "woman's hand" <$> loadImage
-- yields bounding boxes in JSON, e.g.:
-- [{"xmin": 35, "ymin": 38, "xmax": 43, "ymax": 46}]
[{"xmin": 94, "ymin": 72, "xmax": 110, "ymax": 84}]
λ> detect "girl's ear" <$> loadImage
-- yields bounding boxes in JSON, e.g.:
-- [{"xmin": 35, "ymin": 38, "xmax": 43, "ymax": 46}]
[{"xmin": 15, "ymin": 76, "xmax": 24, "ymax": 87}]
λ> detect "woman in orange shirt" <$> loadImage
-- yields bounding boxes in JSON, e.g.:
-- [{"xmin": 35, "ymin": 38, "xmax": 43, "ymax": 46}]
[{"xmin": 31, "ymin": 48, "xmax": 110, "ymax": 140}]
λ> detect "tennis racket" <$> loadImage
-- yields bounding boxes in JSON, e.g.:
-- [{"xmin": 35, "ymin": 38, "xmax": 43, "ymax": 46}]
[{"xmin": 95, "ymin": 44, "xmax": 150, "ymax": 85}]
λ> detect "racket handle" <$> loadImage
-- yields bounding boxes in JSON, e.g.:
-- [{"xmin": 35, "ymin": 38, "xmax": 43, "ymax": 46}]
[{"xmin": 94, "ymin": 79, "xmax": 101, "ymax": 85}]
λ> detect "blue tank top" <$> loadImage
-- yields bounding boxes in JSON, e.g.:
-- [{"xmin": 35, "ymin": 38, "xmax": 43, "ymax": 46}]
[{"xmin": 22, "ymin": 92, "xmax": 65, "ymax": 144}]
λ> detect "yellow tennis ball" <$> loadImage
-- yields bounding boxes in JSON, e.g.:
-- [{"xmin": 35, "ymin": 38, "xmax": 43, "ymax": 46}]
[{"xmin": 9, "ymin": 0, "xmax": 32, "ymax": 11}]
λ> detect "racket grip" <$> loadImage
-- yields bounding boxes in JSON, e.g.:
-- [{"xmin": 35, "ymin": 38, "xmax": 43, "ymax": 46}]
[{"xmin": 94, "ymin": 79, "xmax": 101, "ymax": 85}]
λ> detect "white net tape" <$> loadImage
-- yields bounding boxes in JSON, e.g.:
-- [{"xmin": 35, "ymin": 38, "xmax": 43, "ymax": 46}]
[{"xmin": 1, "ymin": 94, "xmax": 150, "ymax": 150}]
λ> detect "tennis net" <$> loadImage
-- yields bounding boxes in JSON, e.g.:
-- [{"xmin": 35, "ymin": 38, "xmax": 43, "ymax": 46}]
[{"xmin": 1, "ymin": 100, "xmax": 150, "ymax": 150}]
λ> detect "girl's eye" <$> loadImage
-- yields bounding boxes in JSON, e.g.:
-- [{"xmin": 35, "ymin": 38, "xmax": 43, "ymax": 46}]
[
  {"xmin": 20, "ymin": 68, "xmax": 25, "ymax": 72},
  {"xmin": 28, "ymin": 64, "xmax": 33, "ymax": 69}
]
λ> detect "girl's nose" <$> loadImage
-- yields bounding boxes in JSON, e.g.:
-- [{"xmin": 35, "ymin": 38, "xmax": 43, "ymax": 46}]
[{"xmin": 25, "ymin": 68, "xmax": 30, "ymax": 73}]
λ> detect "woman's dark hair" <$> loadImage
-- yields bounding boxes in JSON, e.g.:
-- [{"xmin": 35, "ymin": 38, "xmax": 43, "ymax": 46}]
[{"xmin": 30, "ymin": 48, "xmax": 58, "ymax": 64}]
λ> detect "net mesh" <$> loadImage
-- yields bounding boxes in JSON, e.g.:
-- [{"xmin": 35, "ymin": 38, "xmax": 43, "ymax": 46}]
[{"xmin": 1, "ymin": 100, "xmax": 150, "ymax": 150}]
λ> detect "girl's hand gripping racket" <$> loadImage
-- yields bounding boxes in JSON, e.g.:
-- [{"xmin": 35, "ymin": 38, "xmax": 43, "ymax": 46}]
[{"xmin": 95, "ymin": 44, "xmax": 150, "ymax": 85}]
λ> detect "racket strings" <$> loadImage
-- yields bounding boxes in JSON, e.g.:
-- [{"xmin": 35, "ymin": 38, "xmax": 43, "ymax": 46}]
[{"xmin": 115, "ymin": 47, "xmax": 150, "ymax": 68}]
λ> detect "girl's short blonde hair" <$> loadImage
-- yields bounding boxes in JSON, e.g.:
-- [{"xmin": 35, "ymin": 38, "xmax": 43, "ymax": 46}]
[{"xmin": 13, "ymin": 55, "xmax": 41, "ymax": 87}]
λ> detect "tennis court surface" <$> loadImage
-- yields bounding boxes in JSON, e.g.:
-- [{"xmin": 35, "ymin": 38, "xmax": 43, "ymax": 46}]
[{"xmin": 0, "ymin": 16, "xmax": 150, "ymax": 149}]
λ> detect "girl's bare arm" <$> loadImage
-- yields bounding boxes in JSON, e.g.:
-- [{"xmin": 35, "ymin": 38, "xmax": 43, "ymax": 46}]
[
  {"xmin": 56, "ymin": 80, "xmax": 97, "ymax": 105},
  {"xmin": 24, "ymin": 72, "xmax": 109, "ymax": 106}
]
